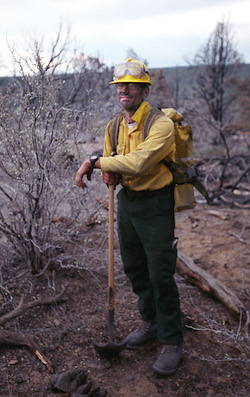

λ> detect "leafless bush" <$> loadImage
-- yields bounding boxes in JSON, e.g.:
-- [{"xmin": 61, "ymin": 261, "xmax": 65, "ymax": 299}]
[
  {"xmin": 0, "ymin": 29, "xmax": 115, "ymax": 274},
  {"xmin": 185, "ymin": 311, "xmax": 249, "ymax": 363}
]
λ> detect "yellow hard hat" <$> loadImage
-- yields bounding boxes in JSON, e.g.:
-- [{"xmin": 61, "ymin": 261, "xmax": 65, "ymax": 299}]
[{"xmin": 110, "ymin": 58, "xmax": 152, "ymax": 86}]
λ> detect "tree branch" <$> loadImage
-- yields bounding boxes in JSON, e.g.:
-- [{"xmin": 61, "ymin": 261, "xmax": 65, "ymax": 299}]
[
  {"xmin": 0, "ymin": 287, "xmax": 68, "ymax": 326},
  {"xmin": 0, "ymin": 330, "xmax": 53, "ymax": 372}
]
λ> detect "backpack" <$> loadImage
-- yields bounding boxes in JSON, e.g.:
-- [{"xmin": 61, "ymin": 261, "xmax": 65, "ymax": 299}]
[{"xmin": 109, "ymin": 107, "xmax": 210, "ymax": 212}]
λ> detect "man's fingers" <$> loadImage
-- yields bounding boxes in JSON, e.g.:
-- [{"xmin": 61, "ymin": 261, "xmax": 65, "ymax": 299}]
[
  {"xmin": 76, "ymin": 175, "xmax": 87, "ymax": 189},
  {"xmin": 75, "ymin": 159, "xmax": 92, "ymax": 188},
  {"xmin": 87, "ymin": 169, "xmax": 93, "ymax": 181},
  {"xmin": 102, "ymin": 171, "xmax": 117, "ymax": 185}
]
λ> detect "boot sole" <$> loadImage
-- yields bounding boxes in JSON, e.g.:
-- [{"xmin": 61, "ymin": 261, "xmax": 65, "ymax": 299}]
[{"xmin": 153, "ymin": 363, "xmax": 177, "ymax": 376}]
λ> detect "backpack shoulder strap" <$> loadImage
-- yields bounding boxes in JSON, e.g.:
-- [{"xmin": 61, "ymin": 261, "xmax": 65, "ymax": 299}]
[
  {"xmin": 109, "ymin": 113, "xmax": 123, "ymax": 154},
  {"xmin": 142, "ymin": 107, "xmax": 165, "ymax": 139},
  {"xmin": 109, "ymin": 107, "xmax": 164, "ymax": 153}
]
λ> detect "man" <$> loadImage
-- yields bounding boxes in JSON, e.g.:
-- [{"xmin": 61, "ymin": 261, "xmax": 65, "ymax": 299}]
[{"xmin": 76, "ymin": 58, "xmax": 183, "ymax": 376}]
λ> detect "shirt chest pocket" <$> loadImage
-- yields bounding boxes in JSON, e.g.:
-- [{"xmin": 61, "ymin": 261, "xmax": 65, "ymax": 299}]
[
  {"xmin": 128, "ymin": 131, "xmax": 143, "ymax": 151},
  {"xmin": 117, "ymin": 125, "xmax": 143, "ymax": 154}
]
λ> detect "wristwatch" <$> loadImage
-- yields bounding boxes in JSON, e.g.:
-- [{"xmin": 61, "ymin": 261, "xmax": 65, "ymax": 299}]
[{"xmin": 90, "ymin": 155, "xmax": 99, "ymax": 169}]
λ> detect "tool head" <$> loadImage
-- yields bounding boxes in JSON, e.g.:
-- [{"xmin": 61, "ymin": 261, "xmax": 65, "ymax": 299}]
[{"xmin": 92, "ymin": 339, "xmax": 127, "ymax": 359}]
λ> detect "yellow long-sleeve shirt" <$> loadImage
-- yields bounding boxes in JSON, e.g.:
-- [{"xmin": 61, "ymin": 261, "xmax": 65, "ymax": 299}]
[{"xmin": 100, "ymin": 101, "xmax": 175, "ymax": 191}]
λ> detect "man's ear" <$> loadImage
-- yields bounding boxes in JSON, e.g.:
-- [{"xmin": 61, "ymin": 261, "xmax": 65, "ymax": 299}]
[{"xmin": 143, "ymin": 87, "xmax": 150, "ymax": 100}]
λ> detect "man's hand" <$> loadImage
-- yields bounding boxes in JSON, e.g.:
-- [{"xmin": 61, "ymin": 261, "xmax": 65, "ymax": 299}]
[
  {"xmin": 76, "ymin": 158, "xmax": 118, "ymax": 189},
  {"xmin": 102, "ymin": 171, "xmax": 118, "ymax": 185},
  {"xmin": 75, "ymin": 159, "xmax": 93, "ymax": 189}
]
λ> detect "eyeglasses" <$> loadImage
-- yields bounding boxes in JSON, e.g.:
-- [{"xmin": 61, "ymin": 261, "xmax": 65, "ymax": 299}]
[
  {"xmin": 116, "ymin": 82, "xmax": 142, "ymax": 90},
  {"xmin": 113, "ymin": 62, "xmax": 149, "ymax": 80}
]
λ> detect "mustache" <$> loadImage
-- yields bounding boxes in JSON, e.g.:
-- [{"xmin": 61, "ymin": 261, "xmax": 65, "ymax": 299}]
[{"xmin": 119, "ymin": 93, "xmax": 131, "ymax": 98}]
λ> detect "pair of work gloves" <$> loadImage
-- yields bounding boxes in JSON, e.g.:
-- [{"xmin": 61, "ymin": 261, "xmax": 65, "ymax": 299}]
[{"xmin": 51, "ymin": 369, "xmax": 107, "ymax": 397}]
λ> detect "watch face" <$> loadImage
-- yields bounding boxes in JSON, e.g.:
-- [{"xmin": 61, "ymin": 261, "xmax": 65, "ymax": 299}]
[{"xmin": 90, "ymin": 155, "xmax": 99, "ymax": 168}]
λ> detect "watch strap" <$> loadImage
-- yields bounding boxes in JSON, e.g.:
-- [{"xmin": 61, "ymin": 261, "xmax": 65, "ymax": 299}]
[{"xmin": 90, "ymin": 156, "xmax": 99, "ymax": 169}]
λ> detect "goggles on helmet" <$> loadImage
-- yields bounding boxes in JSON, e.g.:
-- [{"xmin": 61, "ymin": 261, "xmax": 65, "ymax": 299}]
[{"xmin": 113, "ymin": 62, "xmax": 150, "ymax": 80}]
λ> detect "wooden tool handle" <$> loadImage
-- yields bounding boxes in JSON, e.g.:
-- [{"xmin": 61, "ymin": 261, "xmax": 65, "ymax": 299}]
[{"xmin": 108, "ymin": 184, "xmax": 115, "ymax": 292}]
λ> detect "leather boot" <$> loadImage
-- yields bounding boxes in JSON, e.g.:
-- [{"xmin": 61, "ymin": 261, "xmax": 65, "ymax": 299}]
[
  {"xmin": 153, "ymin": 344, "xmax": 183, "ymax": 375},
  {"xmin": 125, "ymin": 321, "xmax": 157, "ymax": 350}
]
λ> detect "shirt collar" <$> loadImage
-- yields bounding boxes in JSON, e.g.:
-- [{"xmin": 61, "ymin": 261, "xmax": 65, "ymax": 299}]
[
  {"xmin": 130, "ymin": 101, "xmax": 151, "ymax": 125},
  {"xmin": 121, "ymin": 101, "xmax": 151, "ymax": 127}
]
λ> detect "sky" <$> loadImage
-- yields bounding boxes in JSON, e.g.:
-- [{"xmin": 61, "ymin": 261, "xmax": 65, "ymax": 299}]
[{"xmin": 0, "ymin": 0, "xmax": 250, "ymax": 75}]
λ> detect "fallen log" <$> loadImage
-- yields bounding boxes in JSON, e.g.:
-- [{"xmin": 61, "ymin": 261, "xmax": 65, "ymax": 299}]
[{"xmin": 177, "ymin": 250, "xmax": 246, "ymax": 318}]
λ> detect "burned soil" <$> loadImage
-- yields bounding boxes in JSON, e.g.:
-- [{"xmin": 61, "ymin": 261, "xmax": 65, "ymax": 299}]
[{"xmin": 0, "ymin": 189, "xmax": 249, "ymax": 397}]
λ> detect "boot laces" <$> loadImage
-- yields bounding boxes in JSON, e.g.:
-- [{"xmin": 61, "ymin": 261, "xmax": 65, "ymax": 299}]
[{"xmin": 137, "ymin": 321, "xmax": 154, "ymax": 334}]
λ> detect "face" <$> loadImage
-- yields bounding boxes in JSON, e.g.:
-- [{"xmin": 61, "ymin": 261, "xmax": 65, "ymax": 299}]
[{"xmin": 116, "ymin": 83, "xmax": 149, "ymax": 113}]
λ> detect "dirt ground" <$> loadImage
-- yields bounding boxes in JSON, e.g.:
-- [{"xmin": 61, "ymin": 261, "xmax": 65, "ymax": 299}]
[{"xmin": 0, "ymin": 186, "xmax": 249, "ymax": 396}]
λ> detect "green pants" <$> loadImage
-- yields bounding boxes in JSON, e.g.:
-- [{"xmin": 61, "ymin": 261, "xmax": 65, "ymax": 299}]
[{"xmin": 117, "ymin": 187, "xmax": 183, "ymax": 345}]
